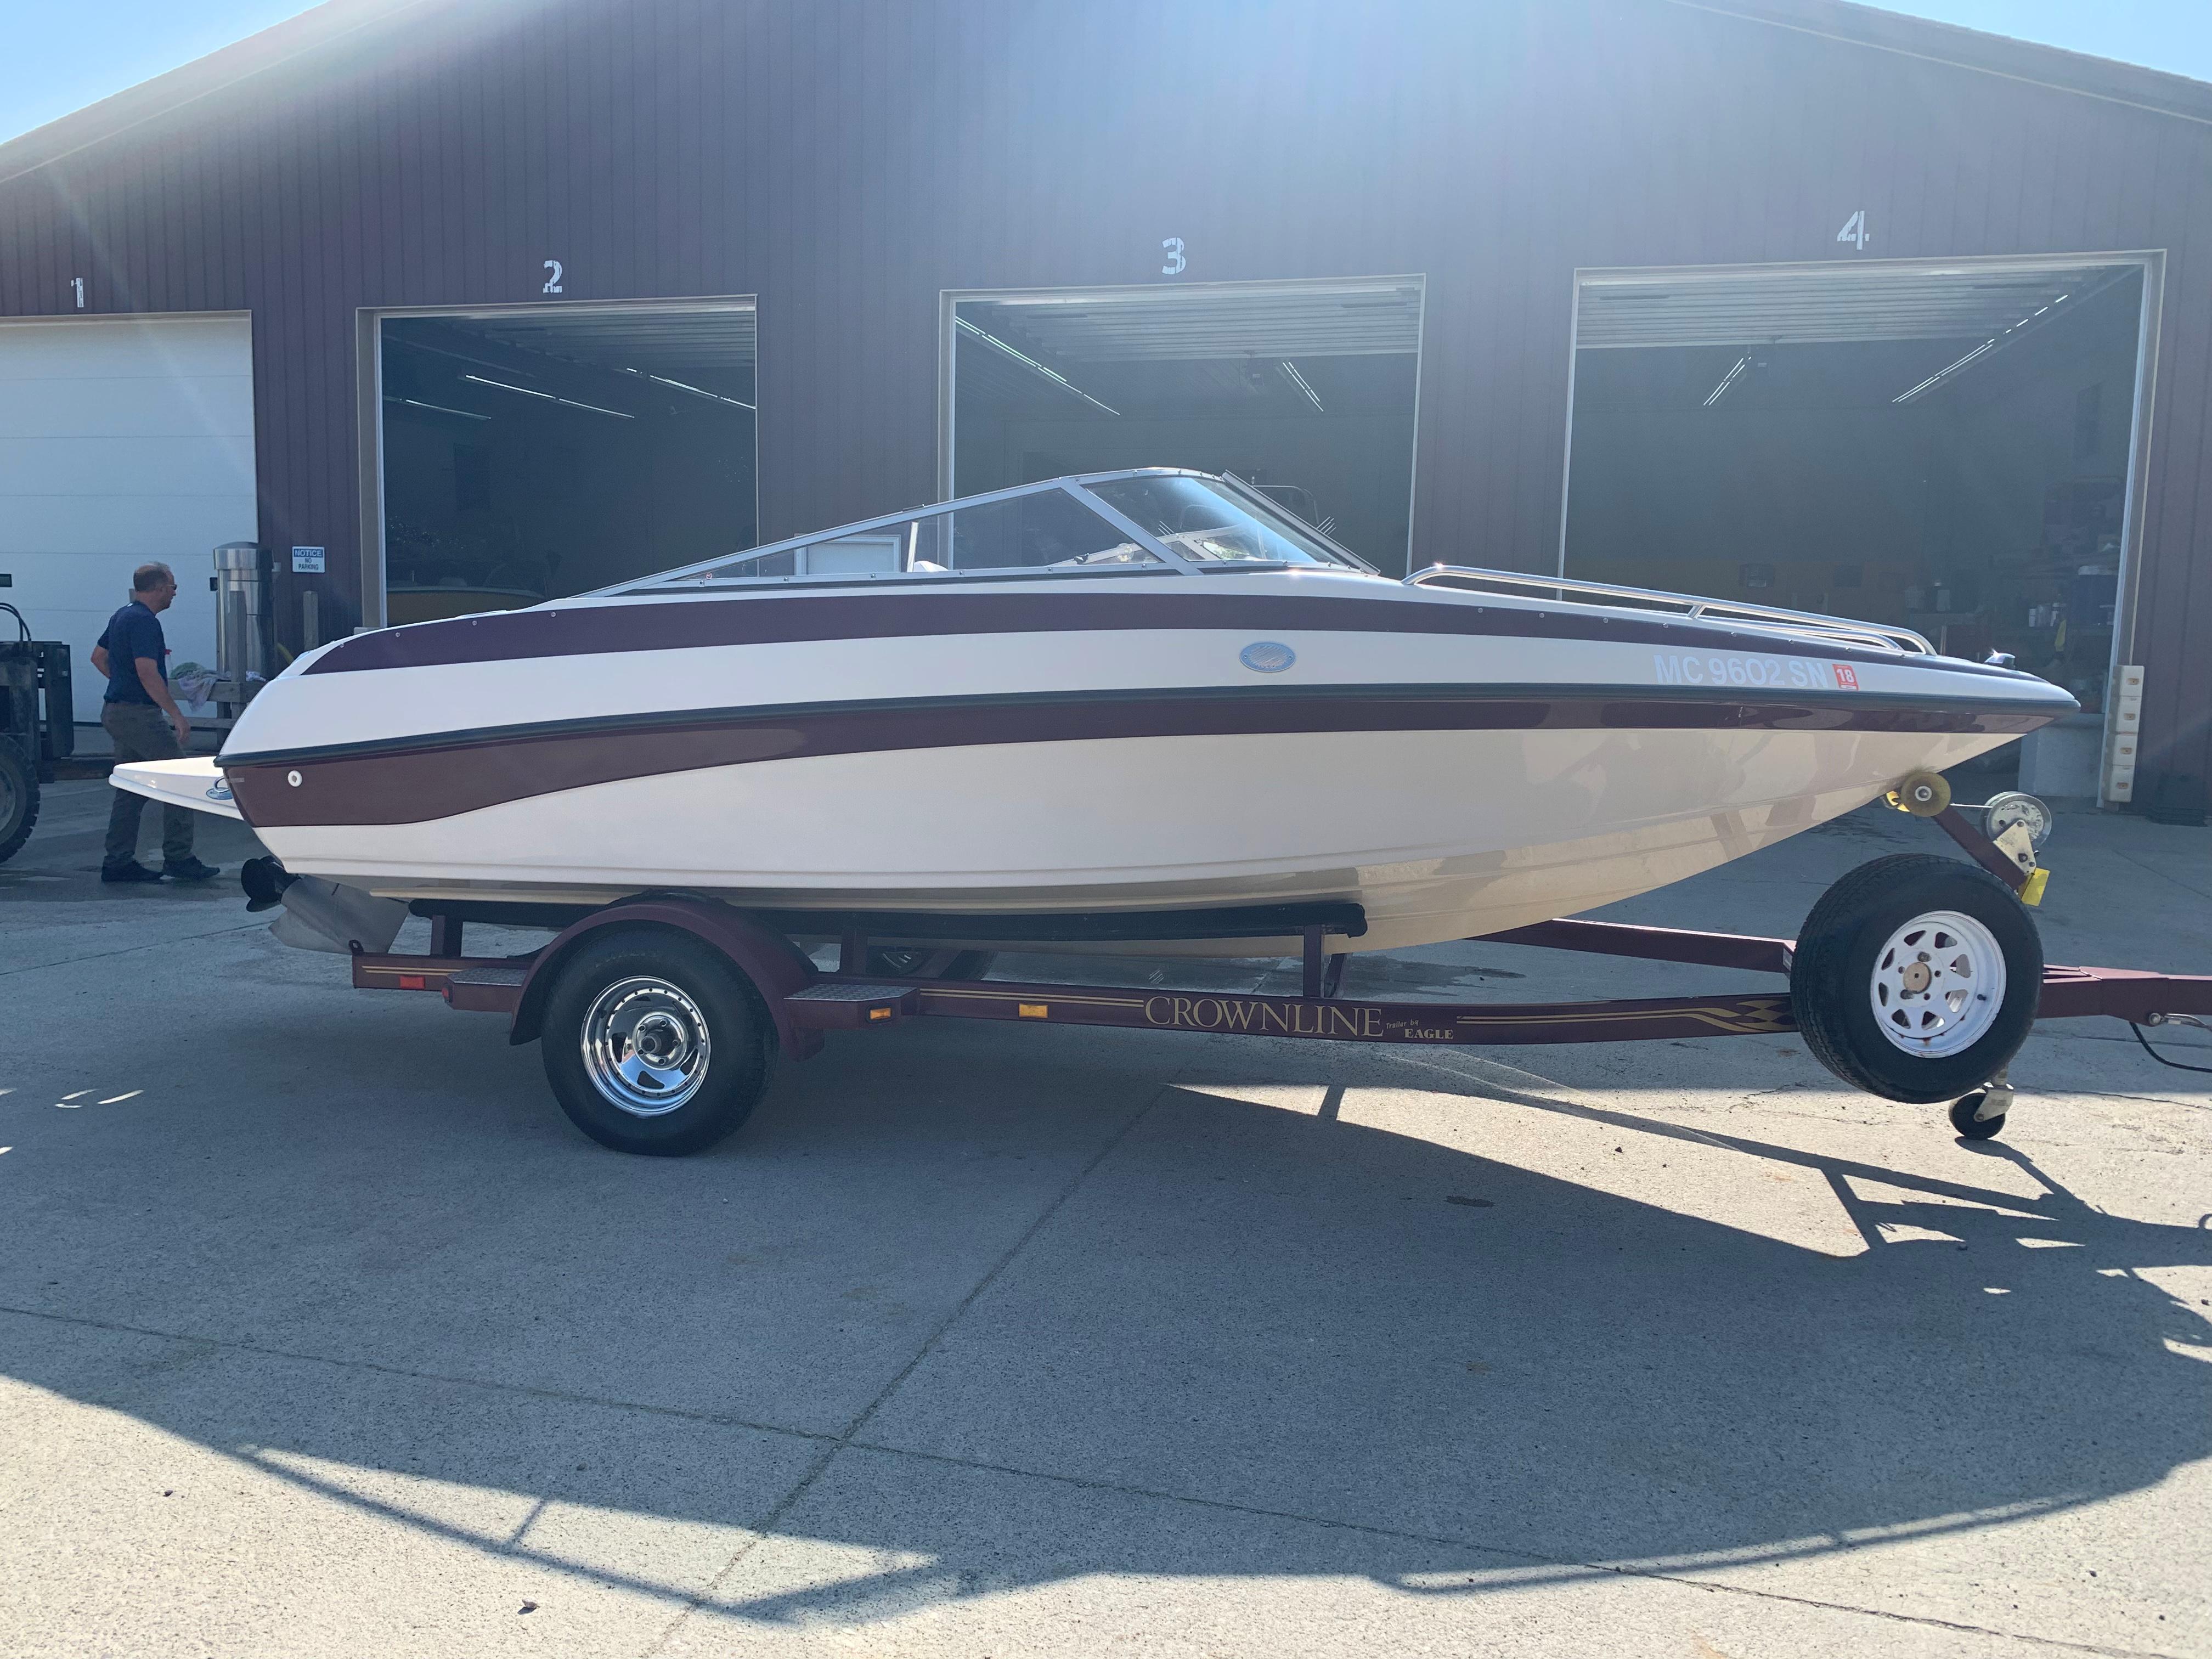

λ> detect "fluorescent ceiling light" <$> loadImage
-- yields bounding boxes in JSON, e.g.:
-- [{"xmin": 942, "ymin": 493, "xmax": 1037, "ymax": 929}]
[
  {"xmin": 461, "ymin": 373, "xmax": 634, "ymax": 420},
  {"xmin": 616, "ymin": 366, "xmax": 755, "ymax": 410},
  {"xmin": 383, "ymin": 395, "xmax": 488, "ymax": 421},
  {"xmin": 1893, "ymin": 290, "xmax": 2074, "ymax": 404},
  {"xmin": 465, "ymin": 374, "xmax": 552, "ymax": 400},
  {"xmin": 1703, "ymin": 355, "xmax": 1750, "ymax": 408},
  {"xmin": 1279, "ymin": 360, "xmax": 1325, "ymax": 412},
  {"xmin": 955, "ymin": 316, "xmax": 1119, "ymax": 415},
  {"xmin": 1894, "ymin": 340, "xmax": 1999, "ymax": 403}
]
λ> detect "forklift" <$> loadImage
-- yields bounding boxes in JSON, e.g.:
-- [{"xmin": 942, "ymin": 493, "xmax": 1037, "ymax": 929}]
[{"xmin": 0, "ymin": 601, "xmax": 74, "ymax": 864}]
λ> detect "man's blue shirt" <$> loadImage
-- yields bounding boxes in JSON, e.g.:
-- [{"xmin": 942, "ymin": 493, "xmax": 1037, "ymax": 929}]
[{"xmin": 98, "ymin": 601, "xmax": 167, "ymax": 706}]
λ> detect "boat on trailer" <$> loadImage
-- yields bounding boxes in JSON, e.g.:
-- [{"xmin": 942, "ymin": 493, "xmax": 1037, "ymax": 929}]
[
  {"xmin": 118, "ymin": 468, "xmax": 2073, "ymax": 958},
  {"xmin": 112, "ymin": 470, "xmax": 2212, "ymax": 1161}
]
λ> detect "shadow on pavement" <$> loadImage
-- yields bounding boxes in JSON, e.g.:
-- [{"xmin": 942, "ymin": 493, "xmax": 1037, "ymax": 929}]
[{"xmin": 2, "ymin": 1015, "xmax": 2207, "ymax": 1625}]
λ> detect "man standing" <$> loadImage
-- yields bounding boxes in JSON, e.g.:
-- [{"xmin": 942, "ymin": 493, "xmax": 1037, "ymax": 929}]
[{"xmin": 89, "ymin": 563, "xmax": 220, "ymax": 884}]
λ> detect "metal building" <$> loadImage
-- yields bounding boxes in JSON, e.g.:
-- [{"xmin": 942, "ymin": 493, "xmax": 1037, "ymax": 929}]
[{"xmin": 1, "ymin": 0, "xmax": 2207, "ymax": 806}]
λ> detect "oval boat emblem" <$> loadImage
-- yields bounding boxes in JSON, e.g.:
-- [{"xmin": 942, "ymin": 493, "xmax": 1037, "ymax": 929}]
[
  {"xmin": 205, "ymin": 780, "xmax": 233, "ymax": 803},
  {"xmin": 1239, "ymin": 641, "xmax": 1296, "ymax": 674}
]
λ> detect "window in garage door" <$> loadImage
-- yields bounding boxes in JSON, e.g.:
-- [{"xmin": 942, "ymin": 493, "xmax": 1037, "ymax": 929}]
[{"xmin": 945, "ymin": 277, "xmax": 1423, "ymax": 574}]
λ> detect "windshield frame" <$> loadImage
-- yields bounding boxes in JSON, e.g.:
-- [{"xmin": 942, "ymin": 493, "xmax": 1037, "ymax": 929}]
[{"xmin": 592, "ymin": 469, "xmax": 1376, "ymax": 596}]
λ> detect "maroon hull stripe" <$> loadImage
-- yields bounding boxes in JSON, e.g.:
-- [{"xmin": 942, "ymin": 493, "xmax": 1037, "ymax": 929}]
[
  {"xmin": 303, "ymin": 585, "xmax": 2033, "ymax": 681},
  {"xmin": 227, "ymin": 686, "xmax": 2056, "ymax": 830}
]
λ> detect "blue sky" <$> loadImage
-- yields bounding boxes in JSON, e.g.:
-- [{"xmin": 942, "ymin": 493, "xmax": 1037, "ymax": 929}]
[{"xmin": 1, "ymin": 1, "xmax": 2209, "ymax": 146}]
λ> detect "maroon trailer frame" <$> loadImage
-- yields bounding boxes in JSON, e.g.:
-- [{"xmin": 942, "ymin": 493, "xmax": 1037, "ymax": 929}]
[{"xmin": 350, "ymin": 908, "xmax": 2212, "ymax": 1049}]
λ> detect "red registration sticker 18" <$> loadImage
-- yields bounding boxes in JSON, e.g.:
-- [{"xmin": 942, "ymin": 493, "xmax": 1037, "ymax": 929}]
[{"xmin": 1833, "ymin": 664, "xmax": 1860, "ymax": 690}]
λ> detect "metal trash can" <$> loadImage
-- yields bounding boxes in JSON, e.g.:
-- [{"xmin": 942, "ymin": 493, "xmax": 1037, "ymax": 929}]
[{"xmin": 212, "ymin": 541, "xmax": 269, "ymax": 716}]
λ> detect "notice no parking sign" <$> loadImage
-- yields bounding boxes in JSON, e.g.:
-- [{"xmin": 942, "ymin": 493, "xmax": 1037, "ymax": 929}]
[{"xmin": 291, "ymin": 546, "xmax": 325, "ymax": 574}]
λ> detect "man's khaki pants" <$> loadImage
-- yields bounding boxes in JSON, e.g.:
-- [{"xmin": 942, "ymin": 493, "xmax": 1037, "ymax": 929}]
[{"xmin": 101, "ymin": 702, "xmax": 193, "ymax": 870}]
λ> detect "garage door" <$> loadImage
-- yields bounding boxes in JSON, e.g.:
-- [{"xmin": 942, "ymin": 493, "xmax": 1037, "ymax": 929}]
[
  {"xmin": 376, "ymin": 301, "xmax": 757, "ymax": 621},
  {"xmin": 0, "ymin": 315, "xmax": 257, "ymax": 721},
  {"xmin": 1561, "ymin": 258, "xmax": 2149, "ymax": 800}
]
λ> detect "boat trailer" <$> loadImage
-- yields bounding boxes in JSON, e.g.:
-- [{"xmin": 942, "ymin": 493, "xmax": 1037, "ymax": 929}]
[{"xmin": 337, "ymin": 782, "xmax": 2212, "ymax": 1155}]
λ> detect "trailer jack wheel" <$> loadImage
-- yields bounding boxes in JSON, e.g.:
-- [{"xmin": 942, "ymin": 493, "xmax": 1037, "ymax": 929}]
[{"xmin": 1948, "ymin": 1081, "xmax": 2013, "ymax": 1142}]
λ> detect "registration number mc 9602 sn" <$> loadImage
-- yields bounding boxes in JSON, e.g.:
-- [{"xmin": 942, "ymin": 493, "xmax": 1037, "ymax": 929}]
[{"xmin": 1653, "ymin": 653, "xmax": 1859, "ymax": 691}]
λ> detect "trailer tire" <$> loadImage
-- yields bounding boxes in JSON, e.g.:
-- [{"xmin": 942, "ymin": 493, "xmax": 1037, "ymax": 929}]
[
  {"xmin": 0, "ymin": 737, "xmax": 36, "ymax": 865},
  {"xmin": 540, "ymin": 929, "xmax": 775, "ymax": 1156},
  {"xmin": 1791, "ymin": 854, "xmax": 2041, "ymax": 1105}
]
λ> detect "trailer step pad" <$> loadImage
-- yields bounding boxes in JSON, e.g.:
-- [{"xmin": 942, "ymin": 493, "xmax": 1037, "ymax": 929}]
[{"xmin": 785, "ymin": 981, "xmax": 921, "ymax": 1030}]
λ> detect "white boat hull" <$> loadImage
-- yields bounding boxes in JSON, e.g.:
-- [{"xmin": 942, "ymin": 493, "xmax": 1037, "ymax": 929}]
[
  {"xmin": 241, "ymin": 723, "xmax": 2012, "ymax": 955},
  {"xmin": 120, "ymin": 555, "xmax": 2072, "ymax": 958}
]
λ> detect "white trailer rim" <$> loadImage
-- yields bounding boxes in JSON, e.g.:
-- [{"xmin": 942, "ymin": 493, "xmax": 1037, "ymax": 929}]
[{"xmin": 1869, "ymin": 910, "xmax": 2007, "ymax": 1058}]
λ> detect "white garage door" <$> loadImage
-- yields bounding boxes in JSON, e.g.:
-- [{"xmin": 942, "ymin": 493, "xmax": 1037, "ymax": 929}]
[{"xmin": 0, "ymin": 315, "xmax": 256, "ymax": 721}]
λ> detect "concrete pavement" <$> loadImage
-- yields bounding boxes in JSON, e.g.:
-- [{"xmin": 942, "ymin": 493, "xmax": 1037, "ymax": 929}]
[{"xmin": 1, "ymin": 777, "xmax": 2208, "ymax": 1657}]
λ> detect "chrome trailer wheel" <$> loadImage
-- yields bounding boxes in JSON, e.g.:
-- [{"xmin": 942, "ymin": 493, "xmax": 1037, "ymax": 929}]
[
  {"xmin": 541, "ymin": 929, "xmax": 776, "ymax": 1155},
  {"xmin": 1792, "ymin": 855, "xmax": 2042, "ymax": 1112},
  {"xmin": 580, "ymin": 977, "xmax": 714, "ymax": 1116}
]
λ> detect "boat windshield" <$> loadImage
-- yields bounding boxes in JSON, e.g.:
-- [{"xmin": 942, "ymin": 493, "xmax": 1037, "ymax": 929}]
[
  {"xmin": 641, "ymin": 485, "xmax": 1161, "ymax": 588},
  {"xmin": 1080, "ymin": 475, "xmax": 1357, "ymax": 567}
]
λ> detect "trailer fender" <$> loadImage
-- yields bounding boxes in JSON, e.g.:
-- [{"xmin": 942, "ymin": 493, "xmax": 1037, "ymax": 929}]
[{"xmin": 508, "ymin": 900, "xmax": 820, "ymax": 1058}]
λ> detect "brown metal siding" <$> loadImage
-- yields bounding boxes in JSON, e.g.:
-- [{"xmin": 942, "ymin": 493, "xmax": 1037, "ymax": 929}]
[{"xmin": 2, "ymin": 0, "xmax": 2209, "ymax": 788}]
